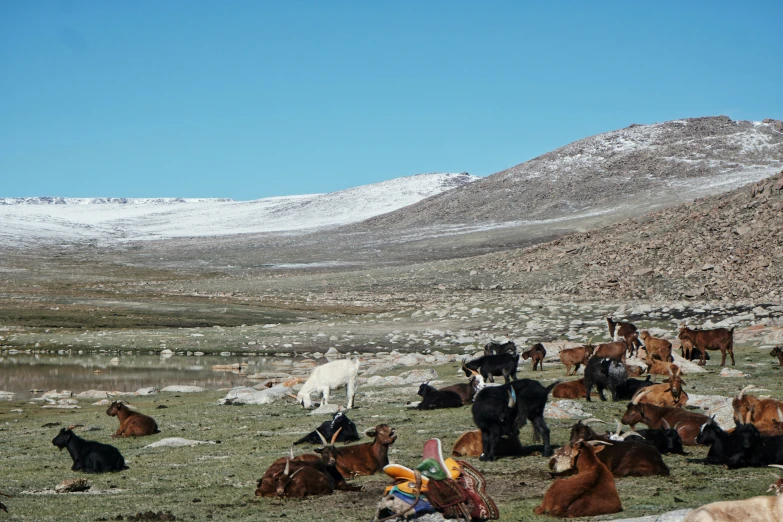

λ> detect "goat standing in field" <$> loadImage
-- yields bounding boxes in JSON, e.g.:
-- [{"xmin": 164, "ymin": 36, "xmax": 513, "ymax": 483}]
[{"xmin": 295, "ymin": 358, "xmax": 360, "ymax": 409}]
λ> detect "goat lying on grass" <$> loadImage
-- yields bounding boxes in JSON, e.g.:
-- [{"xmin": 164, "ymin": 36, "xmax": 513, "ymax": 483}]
[{"xmin": 52, "ymin": 428, "xmax": 127, "ymax": 473}]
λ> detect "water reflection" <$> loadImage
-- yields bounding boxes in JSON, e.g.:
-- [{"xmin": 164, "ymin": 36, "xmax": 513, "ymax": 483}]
[{"xmin": 0, "ymin": 352, "xmax": 293, "ymax": 400}]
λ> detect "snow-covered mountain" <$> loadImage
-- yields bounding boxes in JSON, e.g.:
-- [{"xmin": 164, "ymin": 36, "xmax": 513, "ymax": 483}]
[
  {"xmin": 0, "ymin": 173, "xmax": 477, "ymax": 246},
  {"xmin": 360, "ymin": 117, "xmax": 783, "ymax": 231}
]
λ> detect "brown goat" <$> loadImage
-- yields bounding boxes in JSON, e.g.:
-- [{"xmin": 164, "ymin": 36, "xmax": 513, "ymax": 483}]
[
  {"xmin": 645, "ymin": 356, "xmax": 679, "ymax": 376},
  {"xmin": 607, "ymin": 317, "xmax": 642, "ymax": 357},
  {"xmin": 621, "ymin": 390, "xmax": 709, "ymax": 445},
  {"xmin": 552, "ymin": 379, "xmax": 597, "ymax": 399},
  {"xmin": 625, "ymin": 365, "xmax": 645, "ymax": 378},
  {"xmin": 522, "ymin": 343, "xmax": 547, "ymax": 371},
  {"xmin": 771, "ymin": 346, "xmax": 783, "ymax": 366},
  {"xmin": 535, "ymin": 440, "xmax": 623, "ymax": 518},
  {"xmin": 257, "ymin": 431, "xmax": 362, "ymax": 496},
  {"xmin": 450, "ymin": 430, "xmax": 524, "ymax": 458},
  {"xmin": 330, "ymin": 424, "xmax": 397, "ymax": 477},
  {"xmin": 271, "ymin": 454, "xmax": 335, "ymax": 498},
  {"xmin": 633, "ymin": 368, "xmax": 688, "ymax": 408},
  {"xmin": 106, "ymin": 402, "xmax": 159, "ymax": 438},
  {"xmin": 559, "ymin": 345, "xmax": 595, "ymax": 376},
  {"xmin": 594, "ymin": 340, "xmax": 628, "ymax": 362},
  {"xmin": 639, "ymin": 331, "xmax": 673, "ymax": 363},
  {"xmin": 678, "ymin": 324, "xmax": 735, "ymax": 366},
  {"xmin": 564, "ymin": 420, "xmax": 668, "ymax": 477},
  {"xmin": 256, "ymin": 455, "xmax": 334, "ymax": 497},
  {"xmin": 732, "ymin": 385, "xmax": 783, "ymax": 436}
]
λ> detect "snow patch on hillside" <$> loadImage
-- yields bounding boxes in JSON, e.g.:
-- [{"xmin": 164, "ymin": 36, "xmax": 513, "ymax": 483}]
[{"xmin": 0, "ymin": 173, "xmax": 477, "ymax": 247}]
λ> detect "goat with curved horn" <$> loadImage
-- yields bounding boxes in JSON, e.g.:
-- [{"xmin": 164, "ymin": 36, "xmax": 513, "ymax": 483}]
[
  {"xmin": 619, "ymin": 432, "xmax": 644, "ymax": 440},
  {"xmin": 738, "ymin": 385, "xmax": 758, "ymax": 400},
  {"xmin": 330, "ymin": 427, "xmax": 343, "ymax": 445},
  {"xmin": 632, "ymin": 387, "xmax": 653, "ymax": 405}
]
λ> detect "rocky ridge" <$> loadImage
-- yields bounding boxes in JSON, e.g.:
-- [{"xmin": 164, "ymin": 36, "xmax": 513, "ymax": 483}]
[{"xmin": 469, "ymin": 170, "xmax": 783, "ymax": 301}]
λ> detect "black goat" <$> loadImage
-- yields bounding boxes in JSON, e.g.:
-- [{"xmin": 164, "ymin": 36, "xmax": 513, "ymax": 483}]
[
  {"xmin": 615, "ymin": 375, "xmax": 654, "ymax": 401},
  {"xmin": 294, "ymin": 410, "xmax": 360, "ymax": 445},
  {"xmin": 416, "ymin": 382, "xmax": 466, "ymax": 410},
  {"xmin": 51, "ymin": 428, "xmax": 127, "ymax": 473},
  {"xmin": 635, "ymin": 424, "xmax": 687, "ymax": 455},
  {"xmin": 484, "ymin": 340, "xmax": 517, "ymax": 355},
  {"xmin": 584, "ymin": 356, "xmax": 628, "ymax": 402},
  {"xmin": 696, "ymin": 417, "xmax": 744, "ymax": 465},
  {"xmin": 462, "ymin": 353, "xmax": 518, "ymax": 383},
  {"xmin": 471, "ymin": 379, "xmax": 556, "ymax": 461}
]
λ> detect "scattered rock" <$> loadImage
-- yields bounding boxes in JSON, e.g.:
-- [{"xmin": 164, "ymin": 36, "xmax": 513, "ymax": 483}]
[
  {"xmin": 76, "ymin": 390, "xmax": 111, "ymax": 399},
  {"xmin": 221, "ymin": 385, "xmax": 291, "ymax": 405},
  {"xmin": 160, "ymin": 386, "xmax": 207, "ymax": 393},
  {"xmin": 56, "ymin": 478, "xmax": 90, "ymax": 493},
  {"xmin": 143, "ymin": 438, "xmax": 216, "ymax": 449},
  {"xmin": 135, "ymin": 387, "xmax": 159, "ymax": 396},
  {"xmin": 308, "ymin": 403, "xmax": 339, "ymax": 415},
  {"xmin": 544, "ymin": 399, "xmax": 589, "ymax": 419},
  {"xmin": 719, "ymin": 368, "xmax": 750, "ymax": 378}
]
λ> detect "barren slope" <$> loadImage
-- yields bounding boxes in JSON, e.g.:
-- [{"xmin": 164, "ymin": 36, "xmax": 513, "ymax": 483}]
[
  {"xmin": 469, "ymin": 170, "xmax": 783, "ymax": 301},
  {"xmin": 360, "ymin": 116, "xmax": 783, "ymax": 231}
]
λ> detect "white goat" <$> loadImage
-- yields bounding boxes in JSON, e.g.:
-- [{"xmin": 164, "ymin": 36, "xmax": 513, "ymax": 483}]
[
  {"xmin": 296, "ymin": 358, "xmax": 360, "ymax": 409},
  {"xmin": 684, "ymin": 466, "xmax": 783, "ymax": 521}
]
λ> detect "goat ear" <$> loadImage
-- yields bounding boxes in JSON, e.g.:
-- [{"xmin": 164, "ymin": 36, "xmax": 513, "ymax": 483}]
[
  {"xmin": 365, "ymin": 429, "xmax": 377, "ymax": 438},
  {"xmin": 314, "ymin": 448, "xmax": 323, "ymax": 454}
]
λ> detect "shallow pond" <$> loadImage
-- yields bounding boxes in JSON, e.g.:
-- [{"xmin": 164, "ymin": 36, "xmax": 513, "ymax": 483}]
[{"xmin": 0, "ymin": 351, "xmax": 302, "ymax": 400}]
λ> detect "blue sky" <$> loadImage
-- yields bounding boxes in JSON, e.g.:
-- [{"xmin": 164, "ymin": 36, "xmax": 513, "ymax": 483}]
[{"xmin": 1, "ymin": 1, "xmax": 781, "ymax": 199}]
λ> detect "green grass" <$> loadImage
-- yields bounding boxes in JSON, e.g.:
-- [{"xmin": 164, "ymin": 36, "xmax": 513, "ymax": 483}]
[{"xmin": 2, "ymin": 344, "xmax": 782, "ymax": 521}]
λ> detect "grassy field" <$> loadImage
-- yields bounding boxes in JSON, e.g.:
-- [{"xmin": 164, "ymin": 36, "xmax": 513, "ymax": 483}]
[{"xmin": 2, "ymin": 341, "xmax": 783, "ymax": 522}]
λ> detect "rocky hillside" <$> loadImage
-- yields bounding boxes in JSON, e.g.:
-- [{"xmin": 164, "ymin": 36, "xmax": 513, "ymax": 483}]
[
  {"xmin": 360, "ymin": 117, "xmax": 783, "ymax": 231},
  {"xmin": 470, "ymin": 170, "xmax": 783, "ymax": 301}
]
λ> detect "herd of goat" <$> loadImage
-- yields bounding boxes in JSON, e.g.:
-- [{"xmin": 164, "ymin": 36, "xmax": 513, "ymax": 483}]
[{"xmin": 24, "ymin": 317, "xmax": 783, "ymax": 520}]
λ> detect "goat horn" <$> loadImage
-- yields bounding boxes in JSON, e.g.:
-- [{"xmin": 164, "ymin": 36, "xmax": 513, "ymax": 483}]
[
  {"xmin": 331, "ymin": 427, "xmax": 343, "ymax": 444},
  {"xmin": 585, "ymin": 440, "xmax": 612, "ymax": 446},
  {"xmin": 620, "ymin": 432, "xmax": 645, "ymax": 440},
  {"xmin": 586, "ymin": 335, "xmax": 595, "ymax": 346},
  {"xmin": 632, "ymin": 388, "xmax": 652, "ymax": 405},
  {"xmin": 315, "ymin": 429, "xmax": 328, "ymax": 446},
  {"xmin": 746, "ymin": 411, "xmax": 753, "ymax": 425},
  {"xmin": 283, "ymin": 457, "xmax": 290, "ymax": 476},
  {"xmin": 614, "ymin": 419, "xmax": 622, "ymax": 436},
  {"xmin": 288, "ymin": 466, "xmax": 304, "ymax": 479},
  {"xmin": 769, "ymin": 464, "xmax": 783, "ymax": 470},
  {"xmin": 673, "ymin": 422, "xmax": 682, "ymax": 432},
  {"xmin": 582, "ymin": 418, "xmax": 607, "ymax": 425},
  {"xmin": 668, "ymin": 366, "xmax": 674, "ymax": 377},
  {"xmin": 738, "ymin": 385, "xmax": 757, "ymax": 400},
  {"xmin": 289, "ymin": 447, "xmax": 294, "ymax": 459},
  {"xmin": 662, "ymin": 418, "xmax": 671, "ymax": 429}
]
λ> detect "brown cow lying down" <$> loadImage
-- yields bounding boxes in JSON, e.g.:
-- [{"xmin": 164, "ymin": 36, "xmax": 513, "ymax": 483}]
[{"xmin": 535, "ymin": 440, "xmax": 622, "ymax": 518}]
